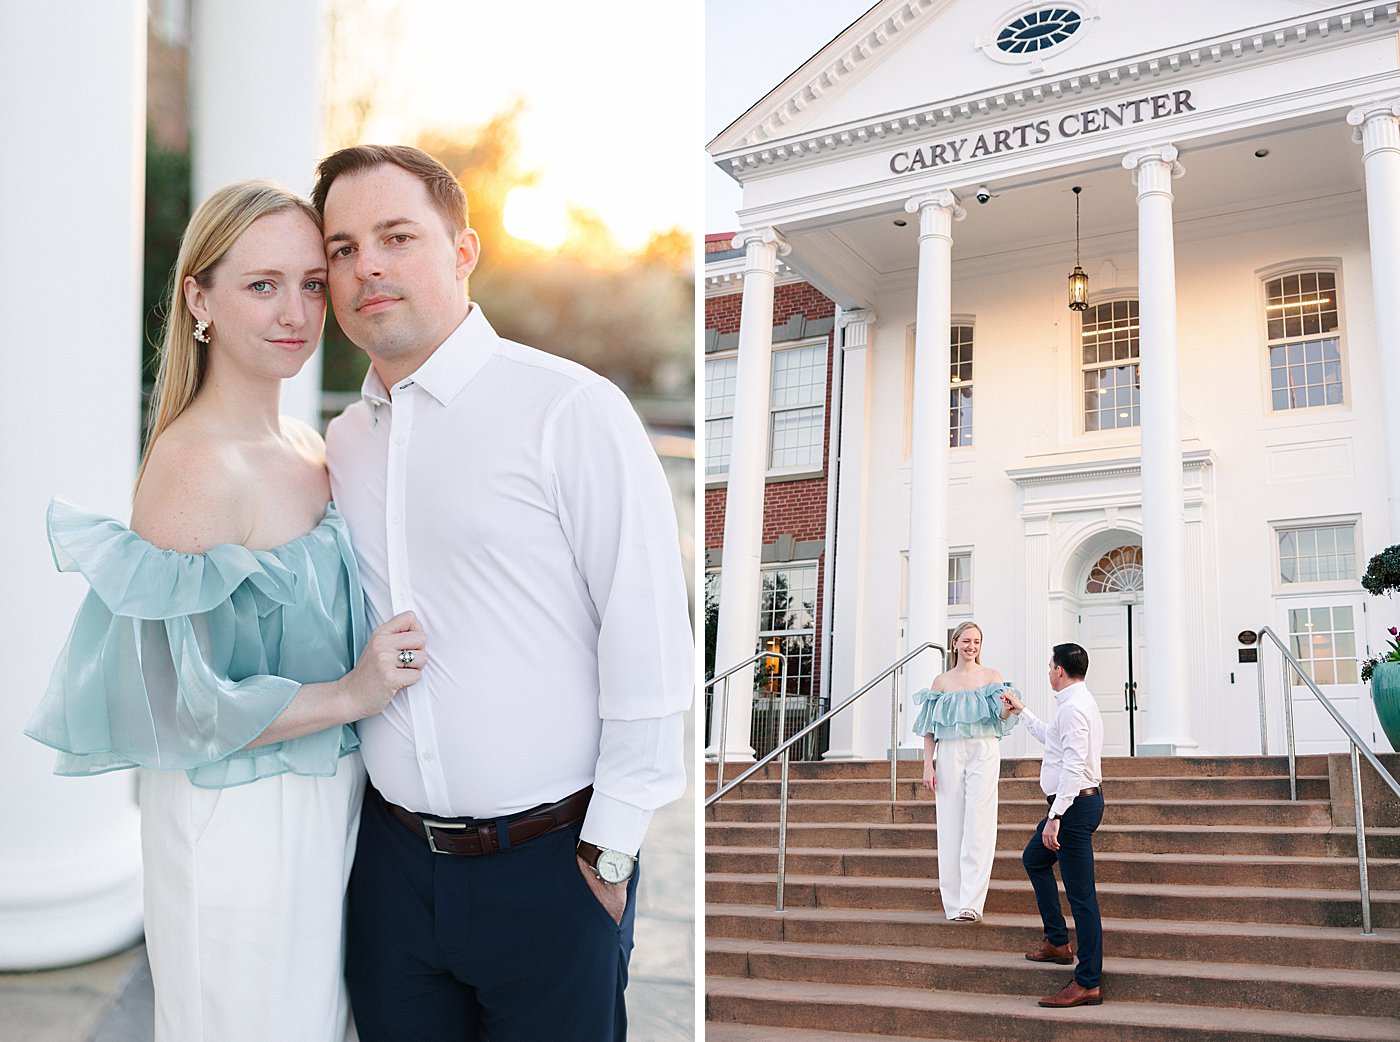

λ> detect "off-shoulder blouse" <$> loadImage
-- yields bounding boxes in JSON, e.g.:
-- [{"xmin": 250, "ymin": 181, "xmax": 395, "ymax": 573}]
[
  {"xmin": 26, "ymin": 498, "xmax": 365, "ymax": 788},
  {"xmin": 911, "ymin": 681, "xmax": 1019, "ymax": 741}
]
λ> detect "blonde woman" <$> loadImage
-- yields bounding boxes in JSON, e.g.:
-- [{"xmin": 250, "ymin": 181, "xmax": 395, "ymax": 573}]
[
  {"xmin": 27, "ymin": 181, "xmax": 425, "ymax": 1041},
  {"xmin": 912, "ymin": 621, "xmax": 1019, "ymax": 922}
]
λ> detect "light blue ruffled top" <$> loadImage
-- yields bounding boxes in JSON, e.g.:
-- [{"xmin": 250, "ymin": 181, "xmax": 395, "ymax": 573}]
[
  {"xmin": 25, "ymin": 497, "xmax": 366, "ymax": 788},
  {"xmin": 911, "ymin": 682, "xmax": 1019, "ymax": 741}
]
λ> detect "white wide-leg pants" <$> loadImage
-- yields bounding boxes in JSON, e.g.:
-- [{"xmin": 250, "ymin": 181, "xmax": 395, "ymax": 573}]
[
  {"xmin": 139, "ymin": 755, "xmax": 366, "ymax": 1042},
  {"xmin": 933, "ymin": 735, "xmax": 1001, "ymax": 919}
]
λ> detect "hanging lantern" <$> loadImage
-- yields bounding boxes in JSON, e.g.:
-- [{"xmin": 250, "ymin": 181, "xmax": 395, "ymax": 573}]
[{"xmin": 1068, "ymin": 185, "xmax": 1089, "ymax": 311}]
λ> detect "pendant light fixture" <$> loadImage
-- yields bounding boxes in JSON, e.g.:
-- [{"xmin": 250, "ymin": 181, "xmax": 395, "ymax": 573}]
[{"xmin": 1067, "ymin": 185, "xmax": 1089, "ymax": 311}]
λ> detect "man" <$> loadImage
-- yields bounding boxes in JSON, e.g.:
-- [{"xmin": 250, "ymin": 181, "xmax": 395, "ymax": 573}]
[
  {"xmin": 313, "ymin": 145, "xmax": 692, "ymax": 1040},
  {"xmin": 1001, "ymin": 643, "xmax": 1105, "ymax": 1008}
]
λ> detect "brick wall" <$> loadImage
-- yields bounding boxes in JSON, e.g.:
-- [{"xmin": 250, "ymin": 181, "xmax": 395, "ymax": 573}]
[{"xmin": 705, "ymin": 279, "xmax": 837, "ymax": 719}]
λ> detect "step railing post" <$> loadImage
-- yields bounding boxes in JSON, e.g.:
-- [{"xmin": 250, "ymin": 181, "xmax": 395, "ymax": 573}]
[
  {"xmin": 1281, "ymin": 647, "xmax": 1297, "ymax": 802},
  {"xmin": 1353, "ymin": 744, "xmax": 1373, "ymax": 936},
  {"xmin": 715, "ymin": 674, "xmax": 731, "ymax": 795},
  {"xmin": 776, "ymin": 740, "xmax": 791, "ymax": 912},
  {"xmin": 1255, "ymin": 649, "xmax": 1269, "ymax": 755},
  {"xmin": 890, "ymin": 664, "xmax": 901, "ymax": 803}
]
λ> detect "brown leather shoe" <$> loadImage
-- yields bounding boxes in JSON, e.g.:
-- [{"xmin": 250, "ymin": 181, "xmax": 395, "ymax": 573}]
[
  {"xmin": 1038, "ymin": 980, "xmax": 1103, "ymax": 1007},
  {"xmin": 1024, "ymin": 939, "xmax": 1074, "ymax": 964}
]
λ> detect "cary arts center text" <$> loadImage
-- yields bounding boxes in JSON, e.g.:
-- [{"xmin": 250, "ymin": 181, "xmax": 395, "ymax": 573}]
[{"xmin": 889, "ymin": 90, "xmax": 1196, "ymax": 174}]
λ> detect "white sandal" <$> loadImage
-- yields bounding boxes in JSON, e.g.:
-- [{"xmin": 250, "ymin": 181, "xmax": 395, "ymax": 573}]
[{"xmin": 953, "ymin": 909, "xmax": 982, "ymax": 922}]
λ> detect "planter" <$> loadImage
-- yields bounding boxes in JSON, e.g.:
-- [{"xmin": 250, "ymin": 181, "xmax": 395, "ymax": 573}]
[{"xmin": 1373, "ymin": 661, "xmax": 1400, "ymax": 753}]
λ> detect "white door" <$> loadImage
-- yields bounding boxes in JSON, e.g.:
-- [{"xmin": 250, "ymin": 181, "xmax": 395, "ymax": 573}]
[
  {"xmin": 1276, "ymin": 597, "xmax": 1370, "ymax": 754},
  {"xmin": 1079, "ymin": 599, "xmax": 1146, "ymax": 757}
]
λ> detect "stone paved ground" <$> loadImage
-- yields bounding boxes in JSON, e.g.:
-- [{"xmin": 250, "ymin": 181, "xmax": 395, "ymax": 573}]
[{"xmin": 0, "ymin": 717, "xmax": 698, "ymax": 1042}]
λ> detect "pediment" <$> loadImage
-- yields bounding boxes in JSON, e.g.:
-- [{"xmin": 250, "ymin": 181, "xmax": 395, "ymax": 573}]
[{"xmin": 710, "ymin": 0, "xmax": 1364, "ymax": 158}]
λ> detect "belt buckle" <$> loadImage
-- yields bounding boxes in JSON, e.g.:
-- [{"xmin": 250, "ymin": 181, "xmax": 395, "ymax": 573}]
[{"xmin": 422, "ymin": 817, "xmax": 470, "ymax": 855}]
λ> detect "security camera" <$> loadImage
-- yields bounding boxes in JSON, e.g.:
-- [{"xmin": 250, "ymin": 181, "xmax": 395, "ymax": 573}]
[{"xmin": 975, "ymin": 185, "xmax": 992, "ymax": 204}]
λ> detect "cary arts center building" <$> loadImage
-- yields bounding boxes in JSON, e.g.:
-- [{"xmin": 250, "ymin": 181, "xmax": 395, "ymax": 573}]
[{"xmin": 704, "ymin": 0, "xmax": 1400, "ymax": 766}]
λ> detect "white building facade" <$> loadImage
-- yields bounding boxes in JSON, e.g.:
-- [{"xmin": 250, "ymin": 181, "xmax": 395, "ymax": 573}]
[{"xmin": 707, "ymin": 0, "xmax": 1400, "ymax": 763}]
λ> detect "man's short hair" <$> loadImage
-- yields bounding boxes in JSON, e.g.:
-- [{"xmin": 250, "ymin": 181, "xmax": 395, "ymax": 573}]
[
  {"xmin": 1052, "ymin": 643, "xmax": 1089, "ymax": 680},
  {"xmin": 311, "ymin": 144, "xmax": 468, "ymax": 236}
]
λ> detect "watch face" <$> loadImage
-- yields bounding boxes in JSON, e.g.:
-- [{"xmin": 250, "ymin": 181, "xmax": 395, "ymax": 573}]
[{"xmin": 596, "ymin": 849, "xmax": 634, "ymax": 884}]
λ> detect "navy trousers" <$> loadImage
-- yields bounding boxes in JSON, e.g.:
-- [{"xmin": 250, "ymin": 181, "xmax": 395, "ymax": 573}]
[
  {"xmin": 346, "ymin": 788, "xmax": 638, "ymax": 1041},
  {"xmin": 1021, "ymin": 793, "xmax": 1104, "ymax": 989}
]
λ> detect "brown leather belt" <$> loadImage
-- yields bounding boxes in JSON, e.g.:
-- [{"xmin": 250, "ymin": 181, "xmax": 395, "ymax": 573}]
[
  {"xmin": 1046, "ymin": 787, "xmax": 1102, "ymax": 803},
  {"xmin": 378, "ymin": 785, "xmax": 592, "ymax": 856}
]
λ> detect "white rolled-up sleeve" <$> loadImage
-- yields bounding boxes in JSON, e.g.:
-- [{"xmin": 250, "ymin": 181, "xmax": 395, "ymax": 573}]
[{"xmin": 547, "ymin": 380, "xmax": 693, "ymax": 854}]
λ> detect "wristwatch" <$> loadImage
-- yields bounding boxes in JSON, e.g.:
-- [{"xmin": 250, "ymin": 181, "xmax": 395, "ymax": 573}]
[{"xmin": 577, "ymin": 840, "xmax": 636, "ymax": 884}]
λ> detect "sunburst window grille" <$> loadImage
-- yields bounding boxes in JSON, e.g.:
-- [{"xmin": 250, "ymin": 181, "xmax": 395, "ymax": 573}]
[{"xmin": 1085, "ymin": 546, "xmax": 1144, "ymax": 594}]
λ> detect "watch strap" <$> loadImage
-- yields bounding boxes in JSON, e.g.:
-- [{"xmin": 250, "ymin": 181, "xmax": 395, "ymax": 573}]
[{"xmin": 576, "ymin": 840, "xmax": 635, "ymax": 882}]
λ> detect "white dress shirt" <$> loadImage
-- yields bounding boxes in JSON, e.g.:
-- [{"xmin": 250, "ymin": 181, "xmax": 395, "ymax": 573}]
[
  {"xmin": 325, "ymin": 305, "xmax": 692, "ymax": 855},
  {"xmin": 1018, "ymin": 681, "xmax": 1104, "ymax": 818}
]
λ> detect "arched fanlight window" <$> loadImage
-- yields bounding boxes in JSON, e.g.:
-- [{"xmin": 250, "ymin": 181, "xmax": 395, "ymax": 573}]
[{"xmin": 1085, "ymin": 545, "xmax": 1144, "ymax": 594}]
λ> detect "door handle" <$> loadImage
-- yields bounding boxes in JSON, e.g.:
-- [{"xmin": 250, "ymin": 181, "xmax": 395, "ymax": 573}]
[
  {"xmin": 1129, "ymin": 681, "xmax": 1138, "ymax": 711},
  {"xmin": 1124, "ymin": 681, "xmax": 1130, "ymax": 711}
]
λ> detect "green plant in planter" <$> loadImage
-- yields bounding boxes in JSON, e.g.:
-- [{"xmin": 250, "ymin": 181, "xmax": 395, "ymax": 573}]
[{"xmin": 1361, "ymin": 545, "xmax": 1400, "ymax": 751}]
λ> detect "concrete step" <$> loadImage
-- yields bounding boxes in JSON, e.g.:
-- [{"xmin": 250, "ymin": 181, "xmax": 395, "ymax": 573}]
[
  {"xmin": 705, "ymin": 976, "xmax": 1400, "ymax": 1042},
  {"xmin": 705, "ymin": 845, "xmax": 1400, "ymax": 890},
  {"xmin": 705, "ymin": 821, "xmax": 1400, "ymax": 858},
  {"xmin": 723, "ymin": 775, "xmax": 1334, "ymax": 801},
  {"xmin": 707, "ymin": 938, "xmax": 1400, "ymax": 1019},
  {"xmin": 706, "ymin": 754, "xmax": 1339, "ymax": 782},
  {"xmin": 706, "ymin": 797, "xmax": 1335, "ymax": 827},
  {"xmin": 706, "ymin": 1025, "xmax": 940, "ymax": 1042},
  {"xmin": 704, "ymin": 905, "xmax": 1400, "ymax": 973},
  {"xmin": 705, "ymin": 872, "xmax": 1400, "ymax": 928}
]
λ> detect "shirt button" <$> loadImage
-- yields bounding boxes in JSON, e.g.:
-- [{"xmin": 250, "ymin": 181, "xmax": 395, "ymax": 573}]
[
  {"xmin": 421, "ymin": 750, "xmax": 435, "ymax": 762},
  {"xmin": 395, "ymin": 434, "xmax": 407, "ymax": 446}
]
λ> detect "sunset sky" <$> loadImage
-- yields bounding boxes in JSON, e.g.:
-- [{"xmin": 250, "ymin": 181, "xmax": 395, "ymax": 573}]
[{"xmin": 342, "ymin": 0, "xmax": 702, "ymax": 251}]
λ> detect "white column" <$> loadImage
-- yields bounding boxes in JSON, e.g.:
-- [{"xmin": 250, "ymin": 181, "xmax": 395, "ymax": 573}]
[
  {"xmin": 1347, "ymin": 99, "xmax": 1400, "ymax": 542},
  {"xmin": 191, "ymin": 0, "xmax": 325, "ymax": 427},
  {"xmin": 0, "ymin": 0, "xmax": 145, "ymax": 969},
  {"xmin": 709, "ymin": 228, "xmax": 790, "ymax": 763},
  {"xmin": 1018, "ymin": 520, "xmax": 1052, "ymax": 761},
  {"xmin": 826, "ymin": 310, "xmax": 876, "ymax": 759},
  {"xmin": 1123, "ymin": 145, "xmax": 1195, "ymax": 755},
  {"xmin": 903, "ymin": 191, "xmax": 964, "ymax": 742}
]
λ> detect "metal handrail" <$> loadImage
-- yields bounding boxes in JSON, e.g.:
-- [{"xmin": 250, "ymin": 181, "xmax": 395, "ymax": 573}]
[
  {"xmin": 704, "ymin": 650, "xmax": 789, "ymax": 796},
  {"xmin": 1256, "ymin": 625, "xmax": 1400, "ymax": 936},
  {"xmin": 706, "ymin": 641, "xmax": 945, "ymax": 911}
]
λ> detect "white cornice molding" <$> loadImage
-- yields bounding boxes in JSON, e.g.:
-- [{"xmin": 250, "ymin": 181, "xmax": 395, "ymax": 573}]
[
  {"xmin": 710, "ymin": 2, "xmax": 1399, "ymax": 178},
  {"xmin": 704, "ymin": 253, "xmax": 804, "ymax": 297},
  {"xmin": 1008, "ymin": 447, "xmax": 1216, "ymax": 487},
  {"xmin": 708, "ymin": 0, "xmax": 953, "ymax": 155}
]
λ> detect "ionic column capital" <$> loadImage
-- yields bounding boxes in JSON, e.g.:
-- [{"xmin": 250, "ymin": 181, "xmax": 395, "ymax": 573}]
[
  {"xmin": 731, "ymin": 226, "xmax": 791, "ymax": 273},
  {"xmin": 1123, "ymin": 144, "xmax": 1185, "ymax": 196},
  {"xmin": 1347, "ymin": 97, "xmax": 1400, "ymax": 155},
  {"xmin": 904, "ymin": 190, "xmax": 965, "ymax": 238},
  {"xmin": 838, "ymin": 308, "xmax": 877, "ymax": 350}
]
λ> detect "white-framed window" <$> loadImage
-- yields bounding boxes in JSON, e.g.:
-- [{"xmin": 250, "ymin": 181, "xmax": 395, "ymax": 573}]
[
  {"xmin": 704, "ymin": 355, "xmax": 737, "ymax": 478},
  {"xmin": 1276, "ymin": 523, "xmax": 1358, "ymax": 584},
  {"xmin": 1287, "ymin": 604, "xmax": 1359, "ymax": 686},
  {"xmin": 705, "ymin": 339, "xmax": 829, "ymax": 480},
  {"xmin": 1080, "ymin": 299, "xmax": 1140, "ymax": 432},
  {"xmin": 757, "ymin": 562, "xmax": 820, "ymax": 756},
  {"xmin": 769, "ymin": 342, "xmax": 827, "ymax": 471},
  {"xmin": 950, "ymin": 325, "xmax": 974, "ymax": 447},
  {"xmin": 948, "ymin": 551, "xmax": 972, "ymax": 606},
  {"xmin": 1265, "ymin": 270, "xmax": 1342, "ymax": 411}
]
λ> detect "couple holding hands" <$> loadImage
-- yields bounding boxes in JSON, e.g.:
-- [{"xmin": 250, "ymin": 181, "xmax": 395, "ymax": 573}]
[{"xmin": 913, "ymin": 622, "xmax": 1107, "ymax": 1009}]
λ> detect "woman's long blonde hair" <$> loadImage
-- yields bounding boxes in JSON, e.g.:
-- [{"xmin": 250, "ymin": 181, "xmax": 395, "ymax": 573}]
[
  {"xmin": 136, "ymin": 181, "xmax": 321, "ymax": 492},
  {"xmin": 948, "ymin": 620, "xmax": 984, "ymax": 667}
]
